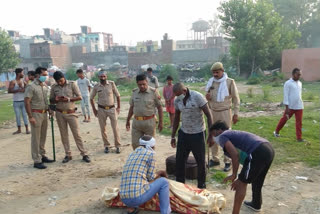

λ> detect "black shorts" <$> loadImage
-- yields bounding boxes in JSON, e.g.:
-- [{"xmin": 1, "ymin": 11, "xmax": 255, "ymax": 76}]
[{"xmin": 238, "ymin": 142, "xmax": 274, "ymax": 183}]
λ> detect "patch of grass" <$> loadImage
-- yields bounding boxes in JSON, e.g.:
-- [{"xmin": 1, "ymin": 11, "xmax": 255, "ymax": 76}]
[
  {"xmin": 233, "ymin": 105, "xmax": 320, "ymax": 167},
  {"xmin": 247, "ymin": 87, "xmax": 253, "ymax": 98},
  {"xmin": 210, "ymin": 168, "xmax": 228, "ymax": 183},
  {"xmin": 0, "ymin": 100, "xmax": 15, "ymax": 123},
  {"xmin": 262, "ymin": 87, "xmax": 271, "ymax": 101}
]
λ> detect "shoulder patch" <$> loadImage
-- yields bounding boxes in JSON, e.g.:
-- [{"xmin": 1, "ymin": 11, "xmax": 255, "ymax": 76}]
[{"xmin": 132, "ymin": 88, "xmax": 138, "ymax": 92}]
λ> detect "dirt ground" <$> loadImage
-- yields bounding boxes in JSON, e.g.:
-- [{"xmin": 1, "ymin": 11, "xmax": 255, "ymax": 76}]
[{"xmin": 0, "ymin": 83, "xmax": 319, "ymax": 214}]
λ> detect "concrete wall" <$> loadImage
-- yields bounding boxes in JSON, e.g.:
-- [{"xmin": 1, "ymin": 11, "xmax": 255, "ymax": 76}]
[
  {"xmin": 282, "ymin": 48, "xmax": 320, "ymax": 81},
  {"xmin": 79, "ymin": 51, "xmax": 128, "ymax": 66},
  {"xmin": 172, "ymin": 47, "xmax": 222, "ymax": 64}
]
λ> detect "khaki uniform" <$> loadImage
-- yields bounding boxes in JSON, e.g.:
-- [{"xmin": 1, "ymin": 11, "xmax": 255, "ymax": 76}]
[
  {"xmin": 90, "ymin": 81, "xmax": 121, "ymax": 148},
  {"xmin": 207, "ymin": 78, "xmax": 240, "ymax": 163},
  {"xmin": 24, "ymin": 79, "xmax": 49, "ymax": 163},
  {"xmin": 147, "ymin": 75, "xmax": 159, "ymax": 89},
  {"xmin": 130, "ymin": 86, "xmax": 162, "ymax": 149},
  {"xmin": 50, "ymin": 81, "xmax": 87, "ymax": 157}
]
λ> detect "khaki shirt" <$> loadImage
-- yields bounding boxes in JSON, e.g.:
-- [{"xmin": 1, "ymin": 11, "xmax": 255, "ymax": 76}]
[
  {"xmin": 50, "ymin": 80, "xmax": 81, "ymax": 110},
  {"xmin": 90, "ymin": 80, "xmax": 120, "ymax": 106},
  {"xmin": 147, "ymin": 76, "xmax": 159, "ymax": 88},
  {"xmin": 129, "ymin": 86, "xmax": 162, "ymax": 116},
  {"xmin": 24, "ymin": 79, "xmax": 49, "ymax": 110},
  {"xmin": 208, "ymin": 78, "xmax": 240, "ymax": 115}
]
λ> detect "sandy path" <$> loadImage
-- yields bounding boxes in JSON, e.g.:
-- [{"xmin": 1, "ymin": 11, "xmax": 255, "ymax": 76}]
[{"xmin": 0, "ymin": 87, "xmax": 319, "ymax": 214}]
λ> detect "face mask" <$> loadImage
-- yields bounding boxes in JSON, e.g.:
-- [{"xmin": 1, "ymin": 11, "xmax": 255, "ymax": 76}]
[
  {"xmin": 100, "ymin": 79, "xmax": 106, "ymax": 84},
  {"xmin": 39, "ymin": 76, "xmax": 47, "ymax": 82}
]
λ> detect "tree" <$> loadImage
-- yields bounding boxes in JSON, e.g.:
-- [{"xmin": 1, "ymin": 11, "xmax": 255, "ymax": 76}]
[
  {"xmin": 272, "ymin": 0, "xmax": 320, "ymax": 48},
  {"xmin": 0, "ymin": 29, "xmax": 20, "ymax": 73},
  {"xmin": 208, "ymin": 14, "xmax": 224, "ymax": 37},
  {"xmin": 158, "ymin": 64, "xmax": 179, "ymax": 83},
  {"xmin": 219, "ymin": 0, "xmax": 298, "ymax": 76}
]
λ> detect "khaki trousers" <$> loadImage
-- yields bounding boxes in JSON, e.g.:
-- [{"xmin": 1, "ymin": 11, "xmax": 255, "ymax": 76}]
[
  {"xmin": 211, "ymin": 109, "xmax": 232, "ymax": 164},
  {"xmin": 31, "ymin": 112, "xmax": 48, "ymax": 163},
  {"xmin": 97, "ymin": 107, "xmax": 120, "ymax": 148},
  {"xmin": 56, "ymin": 112, "xmax": 87, "ymax": 156},
  {"xmin": 131, "ymin": 118, "xmax": 156, "ymax": 150}
]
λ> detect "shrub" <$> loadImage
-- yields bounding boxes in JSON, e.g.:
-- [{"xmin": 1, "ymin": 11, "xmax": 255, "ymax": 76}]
[
  {"xmin": 247, "ymin": 87, "xmax": 254, "ymax": 98},
  {"xmin": 263, "ymin": 88, "xmax": 271, "ymax": 101},
  {"xmin": 65, "ymin": 68, "xmax": 78, "ymax": 81},
  {"xmin": 159, "ymin": 64, "xmax": 179, "ymax": 83},
  {"xmin": 247, "ymin": 76, "xmax": 261, "ymax": 85}
]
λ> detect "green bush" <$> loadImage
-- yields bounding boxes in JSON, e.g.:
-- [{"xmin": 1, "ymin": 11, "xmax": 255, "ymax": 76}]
[
  {"xmin": 65, "ymin": 68, "xmax": 78, "ymax": 80},
  {"xmin": 263, "ymin": 88, "xmax": 271, "ymax": 101},
  {"xmin": 195, "ymin": 64, "xmax": 211, "ymax": 79},
  {"xmin": 247, "ymin": 76, "xmax": 261, "ymax": 85},
  {"xmin": 159, "ymin": 64, "xmax": 179, "ymax": 83},
  {"xmin": 247, "ymin": 87, "xmax": 254, "ymax": 98}
]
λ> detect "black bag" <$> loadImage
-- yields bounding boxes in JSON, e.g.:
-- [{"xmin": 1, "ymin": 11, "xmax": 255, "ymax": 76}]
[{"xmin": 166, "ymin": 155, "xmax": 198, "ymax": 180}]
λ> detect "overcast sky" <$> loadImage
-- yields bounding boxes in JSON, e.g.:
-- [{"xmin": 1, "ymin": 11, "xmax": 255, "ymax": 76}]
[{"xmin": 1, "ymin": 0, "xmax": 220, "ymax": 45}]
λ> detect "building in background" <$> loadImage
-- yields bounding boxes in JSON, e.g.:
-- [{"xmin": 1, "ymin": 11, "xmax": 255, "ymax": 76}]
[
  {"xmin": 282, "ymin": 48, "xmax": 320, "ymax": 81},
  {"xmin": 136, "ymin": 40, "xmax": 159, "ymax": 53},
  {"xmin": 72, "ymin": 26, "xmax": 113, "ymax": 52}
]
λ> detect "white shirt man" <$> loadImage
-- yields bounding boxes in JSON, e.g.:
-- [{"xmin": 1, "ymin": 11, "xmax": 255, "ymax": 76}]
[{"xmin": 274, "ymin": 68, "xmax": 304, "ymax": 142}]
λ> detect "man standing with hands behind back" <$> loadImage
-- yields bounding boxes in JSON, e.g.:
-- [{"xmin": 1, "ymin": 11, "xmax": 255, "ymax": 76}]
[
  {"xmin": 90, "ymin": 70, "xmax": 121, "ymax": 154},
  {"xmin": 205, "ymin": 62, "xmax": 240, "ymax": 172}
]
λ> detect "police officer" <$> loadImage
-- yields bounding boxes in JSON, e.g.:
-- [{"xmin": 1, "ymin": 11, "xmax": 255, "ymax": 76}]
[
  {"xmin": 90, "ymin": 70, "xmax": 121, "ymax": 154},
  {"xmin": 205, "ymin": 62, "xmax": 240, "ymax": 172},
  {"xmin": 50, "ymin": 71, "xmax": 90, "ymax": 163},
  {"xmin": 126, "ymin": 74, "xmax": 163, "ymax": 150},
  {"xmin": 24, "ymin": 67, "xmax": 54, "ymax": 169},
  {"xmin": 146, "ymin": 67, "xmax": 159, "ymax": 89}
]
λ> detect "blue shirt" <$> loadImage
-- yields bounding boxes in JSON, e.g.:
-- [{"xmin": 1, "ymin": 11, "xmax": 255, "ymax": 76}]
[
  {"xmin": 216, "ymin": 130, "xmax": 269, "ymax": 155},
  {"xmin": 120, "ymin": 147, "xmax": 156, "ymax": 199}
]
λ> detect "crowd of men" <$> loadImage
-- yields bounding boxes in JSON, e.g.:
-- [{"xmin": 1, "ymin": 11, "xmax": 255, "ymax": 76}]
[{"xmin": 8, "ymin": 63, "xmax": 305, "ymax": 214}]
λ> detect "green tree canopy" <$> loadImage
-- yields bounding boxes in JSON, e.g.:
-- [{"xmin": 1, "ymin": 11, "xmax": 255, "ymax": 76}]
[
  {"xmin": 272, "ymin": 0, "xmax": 320, "ymax": 48},
  {"xmin": 219, "ymin": 0, "xmax": 299, "ymax": 76},
  {"xmin": 0, "ymin": 29, "xmax": 20, "ymax": 73},
  {"xmin": 158, "ymin": 64, "xmax": 179, "ymax": 83}
]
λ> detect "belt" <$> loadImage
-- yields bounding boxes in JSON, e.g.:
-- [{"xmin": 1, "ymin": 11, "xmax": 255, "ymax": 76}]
[
  {"xmin": 56, "ymin": 108, "xmax": 76, "ymax": 114},
  {"xmin": 98, "ymin": 104, "xmax": 115, "ymax": 110},
  {"xmin": 32, "ymin": 109, "xmax": 48, "ymax": 113},
  {"xmin": 212, "ymin": 108, "xmax": 231, "ymax": 112},
  {"xmin": 134, "ymin": 115, "xmax": 155, "ymax": 121}
]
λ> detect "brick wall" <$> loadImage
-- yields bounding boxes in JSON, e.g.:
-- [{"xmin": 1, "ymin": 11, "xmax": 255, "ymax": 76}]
[{"xmin": 282, "ymin": 48, "xmax": 320, "ymax": 81}]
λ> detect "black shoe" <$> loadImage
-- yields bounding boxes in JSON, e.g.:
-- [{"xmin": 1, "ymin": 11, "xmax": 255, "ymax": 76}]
[
  {"xmin": 41, "ymin": 156, "xmax": 55, "ymax": 163},
  {"xmin": 116, "ymin": 147, "xmax": 120, "ymax": 154},
  {"xmin": 224, "ymin": 163, "xmax": 231, "ymax": 172},
  {"xmin": 62, "ymin": 156, "xmax": 72, "ymax": 163},
  {"xmin": 82, "ymin": 155, "xmax": 91, "ymax": 163},
  {"xmin": 244, "ymin": 201, "xmax": 261, "ymax": 212},
  {"xmin": 209, "ymin": 159, "xmax": 220, "ymax": 167},
  {"xmin": 104, "ymin": 147, "xmax": 109, "ymax": 153},
  {"xmin": 197, "ymin": 183, "xmax": 206, "ymax": 189},
  {"xmin": 34, "ymin": 162, "xmax": 47, "ymax": 169}
]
